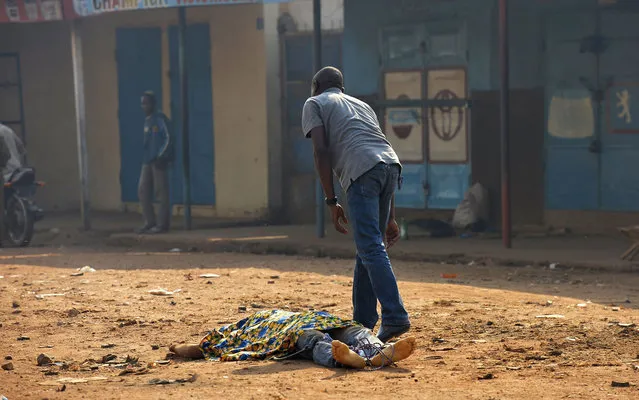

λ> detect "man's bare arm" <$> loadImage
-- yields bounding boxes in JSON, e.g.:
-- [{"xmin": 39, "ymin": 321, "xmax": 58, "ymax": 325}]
[{"xmin": 309, "ymin": 126, "xmax": 335, "ymax": 199}]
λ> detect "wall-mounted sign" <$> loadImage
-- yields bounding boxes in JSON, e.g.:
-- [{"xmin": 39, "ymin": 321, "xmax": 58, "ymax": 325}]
[
  {"xmin": 383, "ymin": 70, "xmax": 424, "ymax": 163},
  {"xmin": 548, "ymin": 88, "xmax": 594, "ymax": 139},
  {"xmin": 68, "ymin": 0, "xmax": 287, "ymax": 17},
  {"xmin": 0, "ymin": 0, "xmax": 289, "ymax": 22},
  {"xmin": 607, "ymin": 83, "xmax": 639, "ymax": 134},
  {"xmin": 0, "ymin": 0, "xmax": 63, "ymax": 22},
  {"xmin": 427, "ymin": 68, "xmax": 467, "ymax": 163}
]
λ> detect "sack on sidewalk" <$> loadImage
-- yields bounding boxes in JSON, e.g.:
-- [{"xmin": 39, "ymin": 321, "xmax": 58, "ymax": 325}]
[{"xmin": 452, "ymin": 183, "xmax": 489, "ymax": 231}]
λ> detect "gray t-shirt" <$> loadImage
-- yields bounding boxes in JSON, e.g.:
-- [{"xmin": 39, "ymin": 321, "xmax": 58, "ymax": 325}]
[{"xmin": 301, "ymin": 88, "xmax": 400, "ymax": 191}]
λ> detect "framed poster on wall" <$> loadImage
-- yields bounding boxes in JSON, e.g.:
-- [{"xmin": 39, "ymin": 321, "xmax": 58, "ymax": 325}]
[
  {"xmin": 383, "ymin": 71, "xmax": 424, "ymax": 163},
  {"xmin": 427, "ymin": 68, "xmax": 468, "ymax": 163}
]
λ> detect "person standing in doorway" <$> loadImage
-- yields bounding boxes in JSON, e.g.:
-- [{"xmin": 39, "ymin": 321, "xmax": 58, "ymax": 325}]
[
  {"xmin": 301, "ymin": 67, "xmax": 410, "ymax": 343},
  {"xmin": 137, "ymin": 91, "xmax": 173, "ymax": 234}
]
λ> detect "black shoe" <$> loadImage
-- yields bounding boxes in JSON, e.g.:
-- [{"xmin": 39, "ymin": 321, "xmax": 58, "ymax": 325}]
[
  {"xmin": 377, "ymin": 324, "xmax": 411, "ymax": 343},
  {"xmin": 135, "ymin": 224, "xmax": 155, "ymax": 234}
]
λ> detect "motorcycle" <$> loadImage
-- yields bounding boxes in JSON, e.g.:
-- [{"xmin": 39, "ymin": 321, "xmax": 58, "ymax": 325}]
[{"xmin": 4, "ymin": 167, "xmax": 44, "ymax": 247}]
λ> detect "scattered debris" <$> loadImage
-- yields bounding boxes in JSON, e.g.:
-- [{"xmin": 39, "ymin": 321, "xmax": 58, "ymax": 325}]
[
  {"xmin": 118, "ymin": 319, "xmax": 137, "ymax": 328},
  {"xmin": 429, "ymin": 347, "xmax": 456, "ymax": 352},
  {"xmin": 611, "ymin": 381, "xmax": 631, "ymax": 388},
  {"xmin": 432, "ymin": 338, "xmax": 447, "ymax": 344},
  {"xmin": 101, "ymin": 354, "xmax": 117, "ymax": 364},
  {"xmin": 39, "ymin": 377, "xmax": 108, "ymax": 386},
  {"xmin": 1, "ymin": 362, "xmax": 14, "ymax": 371},
  {"xmin": 612, "ymin": 307, "xmax": 621, "ymax": 312},
  {"xmin": 238, "ymin": 306, "xmax": 247, "ymax": 313},
  {"xmin": 151, "ymin": 345, "xmax": 160, "ymax": 350},
  {"xmin": 126, "ymin": 355, "xmax": 139, "ymax": 365},
  {"xmin": 37, "ymin": 354, "xmax": 53, "ymax": 366},
  {"xmin": 148, "ymin": 288, "xmax": 182, "ymax": 296},
  {"xmin": 35, "ymin": 293, "xmax": 66, "ymax": 300},
  {"xmin": 200, "ymin": 274, "xmax": 220, "ymax": 279},
  {"xmin": 78, "ymin": 266, "xmax": 96, "ymax": 273},
  {"xmin": 101, "ymin": 344, "xmax": 116, "ymax": 349},
  {"xmin": 268, "ymin": 280, "xmax": 276, "ymax": 284},
  {"xmin": 119, "ymin": 367, "xmax": 149, "ymax": 376},
  {"xmin": 57, "ymin": 384, "xmax": 66, "ymax": 392},
  {"xmin": 184, "ymin": 273, "xmax": 194, "ymax": 281},
  {"xmin": 67, "ymin": 308, "xmax": 80, "ymax": 318},
  {"xmin": 504, "ymin": 345, "xmax": 528, "ymax": 353},
  {"xmin": 536, "ymin": 314, "xmax": 565, "ymax": 319},
  {"xmin": 148, "ymin": 374, "xmax": 198, "ymax": 385},
  {"xmin": 11, "ymin": 301, "xmax": 19, "ymax": 308},
  {"xmin": 478, "ymin": 373, "xmax": 495, "ymax": 380},
  {"xmin": 17, "ymin": 335, "xmax": 30, "ymax": 341}
]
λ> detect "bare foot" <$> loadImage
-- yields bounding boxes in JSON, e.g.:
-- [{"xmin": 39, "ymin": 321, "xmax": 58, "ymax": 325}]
[
  {"xmin": 331, "ymin": 340, "xmax": 366, "ymax": 369},
  {"xmin": 370, "ymin": 337, "xmax": 416, "ymax": 367},
  {"xmin": 169, "ymin": 343, "xmax": 204, "ymax": 359}
]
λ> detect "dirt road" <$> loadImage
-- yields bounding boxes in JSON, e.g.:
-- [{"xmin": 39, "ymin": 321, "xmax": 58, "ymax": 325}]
[{"xmin": 1, "ymin": 247, "xmax": 638, "ymax": 399}]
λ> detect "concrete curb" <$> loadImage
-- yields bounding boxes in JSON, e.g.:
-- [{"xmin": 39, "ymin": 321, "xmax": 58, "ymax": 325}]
[{"xmin": 107, "ymin": 234, "xmax": 639, "ymax": 274}]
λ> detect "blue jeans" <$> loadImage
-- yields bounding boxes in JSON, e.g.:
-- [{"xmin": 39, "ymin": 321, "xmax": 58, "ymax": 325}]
[
  {"xmin": 347, "ymin": 163, "xmax": 409, "ymax": 329},
  {"xmin": 295, "ymin": 326, "xmax": 385, "ymax": 368}
]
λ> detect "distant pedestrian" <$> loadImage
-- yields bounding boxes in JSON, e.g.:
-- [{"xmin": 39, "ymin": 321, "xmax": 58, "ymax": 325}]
[
  {"xmin": 137, "ymin": 91, "xmax": 173, "ymax": 234},
  {"xmin": 302, "ymin": 67, "xmax": 410, "ymax": 342}
]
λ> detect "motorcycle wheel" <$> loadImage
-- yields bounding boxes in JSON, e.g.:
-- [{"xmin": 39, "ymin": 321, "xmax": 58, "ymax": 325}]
[{"xmin": 5, "ymin": 195, "xmax": 34, "ymax": 247}]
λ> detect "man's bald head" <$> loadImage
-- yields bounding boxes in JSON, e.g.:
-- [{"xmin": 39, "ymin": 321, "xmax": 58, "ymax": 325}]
[{"xmin": 311, "ymin": 66, "xmax": 344, "ymax": 96}]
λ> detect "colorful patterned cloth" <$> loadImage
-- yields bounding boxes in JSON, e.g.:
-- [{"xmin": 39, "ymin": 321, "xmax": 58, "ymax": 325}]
[{"xmin": 199, "ymin": 310, "xmax": 357, "ymax": 361}]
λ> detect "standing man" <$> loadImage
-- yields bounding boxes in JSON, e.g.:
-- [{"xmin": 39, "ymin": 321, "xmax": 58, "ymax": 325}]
[
  {"xmin": 301, "ymin": 67, "xmax": 410, "ymax": 343},
  {"xmin": 137, "ymin": 91, "xmax": 173, "ymax": 234}
]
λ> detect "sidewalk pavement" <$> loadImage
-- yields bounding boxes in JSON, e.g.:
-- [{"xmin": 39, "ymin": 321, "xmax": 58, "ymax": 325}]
[{"xmin": 108, "ymin": 224, "xmax": 639, "ymax": 272}]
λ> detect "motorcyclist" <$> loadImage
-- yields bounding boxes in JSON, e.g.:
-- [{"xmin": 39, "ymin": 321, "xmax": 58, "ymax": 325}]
[{"xmin": 0, "ymin": 123, "xmax": 26, "ymax": 182}]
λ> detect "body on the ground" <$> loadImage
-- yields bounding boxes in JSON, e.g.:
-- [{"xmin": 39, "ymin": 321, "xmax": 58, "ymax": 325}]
[{"xmin": 169, "ymin": 309, "xmax": 416, "ymax": 369}]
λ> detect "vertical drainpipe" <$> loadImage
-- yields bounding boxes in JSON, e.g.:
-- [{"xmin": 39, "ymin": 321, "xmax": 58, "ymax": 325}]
[
  {"xmin": 498, "ymin": 0, "xmax": 512, "ymax": 248},
  {"xmin": 71, "ymin": 19, "xmax": 91, "ymax": 231},
  {"xmin": 178, "ymin": 7, "xmax": 192, "ymax": 230},
  {"xmin": 313, "ymin": 0, "xmax": 325, "ymax": 238}
]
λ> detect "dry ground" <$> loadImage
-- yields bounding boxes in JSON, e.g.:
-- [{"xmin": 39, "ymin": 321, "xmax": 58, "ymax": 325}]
[{"xmin": 1, "ymin": 247, "xmax": 639, "ymax": 399}]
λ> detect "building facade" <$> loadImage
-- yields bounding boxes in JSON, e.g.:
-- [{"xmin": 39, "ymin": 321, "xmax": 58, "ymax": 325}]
[
  {"xmin": 343, "ymin": 0, "xmax": 639, "ymax": 229},
  {"xmin": 0, "ymin": 3, "xmax": 287, "ymax": 220}
]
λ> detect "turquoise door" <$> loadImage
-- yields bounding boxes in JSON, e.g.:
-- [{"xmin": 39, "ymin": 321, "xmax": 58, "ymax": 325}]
[
  {"xmin": 168, "ymin": 23, "xmax": 216, "ymax": 205},
  {"xmin": 544, "ymin": 7, "xmax": 639, "ymax": 211},
  {"xmin": 599, "ymin": 10, "xmax": 639, "ymax": 211},
  {"xmin": 116, "ymin": 27, "xmax": 163, "ymax": 202},
  {"xmin": 544, "ymin": 12, "xmax": 598, "ymax": 210},
  {"xmin": 381, "ymin": 22, "xmax": 470, "ymax": 210}
]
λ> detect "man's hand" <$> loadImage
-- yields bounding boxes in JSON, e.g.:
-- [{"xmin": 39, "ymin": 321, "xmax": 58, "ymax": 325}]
[
  {"xmin": 329, "ymin": 204, "xmax": 349, "ymax": 234},
  {"xmin": 385, "ymin": 218, "xmax": 400, "ymax": 249}
]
